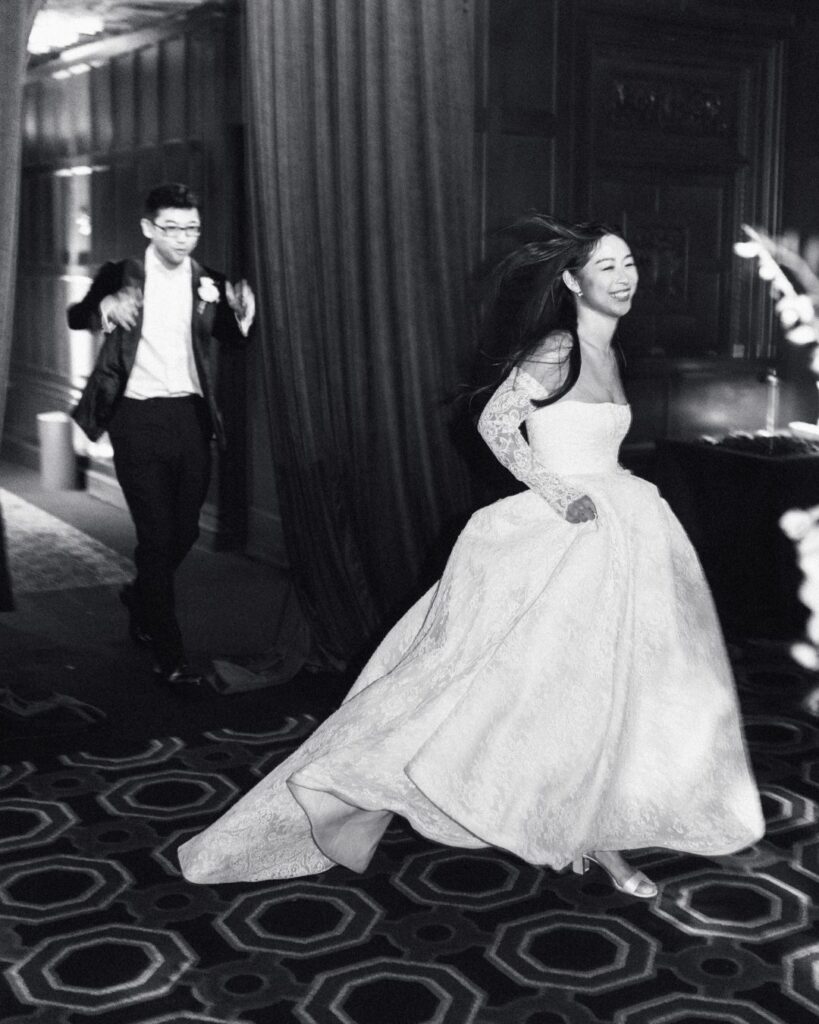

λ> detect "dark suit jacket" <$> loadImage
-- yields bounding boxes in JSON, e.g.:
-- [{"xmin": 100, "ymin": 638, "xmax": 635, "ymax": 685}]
[{"xmin": 68, "ymin": 256, "xmax": 250, "ymax": 448}]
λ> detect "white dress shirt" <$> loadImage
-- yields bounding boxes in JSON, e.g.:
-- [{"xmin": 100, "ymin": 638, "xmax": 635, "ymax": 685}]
[{"xmin": 124, "ymin": 245, "xmax": 203, "ymax": 400}]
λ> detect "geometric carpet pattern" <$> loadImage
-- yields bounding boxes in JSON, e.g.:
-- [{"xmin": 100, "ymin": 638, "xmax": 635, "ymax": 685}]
[
  {"xmin": 0, "ymin": 488, "xmax": 132, "ymax": 593},
  {"xmin": 1, "ymin": 650, "xmax": 819, "ymax": 1023}
]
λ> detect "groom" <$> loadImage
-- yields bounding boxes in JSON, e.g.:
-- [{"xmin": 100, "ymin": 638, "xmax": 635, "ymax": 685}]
[{"xmin": 68, "ymin": 182, "xmax": 255, "ymax": 693}]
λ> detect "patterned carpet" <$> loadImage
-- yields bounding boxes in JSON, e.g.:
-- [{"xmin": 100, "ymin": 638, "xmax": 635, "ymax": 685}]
[
  {"xmin": 0, "ymin": 646, "xmax": 818, "ymax": 1024},
  {"xmin": 0, "ymin": 489, "xmax": 132, "ymax": 594}
]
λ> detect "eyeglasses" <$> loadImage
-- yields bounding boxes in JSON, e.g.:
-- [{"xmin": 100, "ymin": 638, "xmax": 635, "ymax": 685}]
[{"xmin": 151, "ymin": 221, "xmax": 202, "ymax": 239}]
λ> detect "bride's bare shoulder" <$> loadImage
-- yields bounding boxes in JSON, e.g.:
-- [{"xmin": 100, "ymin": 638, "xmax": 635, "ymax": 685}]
[{"xmin": 518, "ymin": 332, "xmax": 573, "ymax": 391}]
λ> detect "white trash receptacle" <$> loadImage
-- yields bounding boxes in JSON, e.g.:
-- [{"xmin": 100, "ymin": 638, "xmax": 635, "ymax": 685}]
[{"xmin": 37, "ymin": 411, "xmax": 76, "ymax": 491}]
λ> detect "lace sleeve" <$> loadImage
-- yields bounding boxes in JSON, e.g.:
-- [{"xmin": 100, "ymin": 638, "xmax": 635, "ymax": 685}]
[{"xmin": 477, "ymin": 368, "xmax": 583, "ymax": 517}]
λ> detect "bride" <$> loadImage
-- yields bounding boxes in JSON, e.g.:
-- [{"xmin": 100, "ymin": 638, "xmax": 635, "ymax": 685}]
[{"xmin": 178, "ymin": 215, "xmax": 764, "ymax": 898}]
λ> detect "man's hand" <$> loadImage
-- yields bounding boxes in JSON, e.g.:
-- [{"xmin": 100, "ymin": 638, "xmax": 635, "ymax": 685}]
[
  {"xmin": 226, "ymin": 280, "xmax": 256, "ymax": 327},
  {"xmin": 565, "ymin": 494, "xmax": 597, "ymax": 524},
  {"xmin": 100, "ymin": 286, "xmax": 142, "ymax": 331}
]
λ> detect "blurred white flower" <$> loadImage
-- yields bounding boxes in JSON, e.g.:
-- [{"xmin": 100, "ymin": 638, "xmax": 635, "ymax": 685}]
[
  {"xmin": 746, "ymin": 224, "xmax": 819, "ymax": 673},
  {"xmin": 794, "ymin": 294, "xmax": 815, "ymax": 321},
  {"xmin": 777, "ymin": 304, "xmax": 801, "ymax": 328},
  {"xmin": 780, "ymin": 509, "xmax": 815, "ymax": 539},
  {"xmin": 798, "ymin": 529, "xmax": 819, "ymax": 558},
  {"xmin": 775, "ymin": 294, "xmax": 814, "ymax": 327},
  {"xmin": 798, "ymin": 579, "xmax": 819, "ymax": 612},
  {"xmin": 786, "ymin": 323, "xmax": 817, "ymax": 344},
  {"xmin": 791, "ymin": 642, "xmax": 819, "ymax": 671},
  {"xmin": 804, "ymin": 685, "xmax": 819, "ymax": 715},
  {"xmin": 806, "ymin": 615, "xmax": 819, "ymax": 646}
]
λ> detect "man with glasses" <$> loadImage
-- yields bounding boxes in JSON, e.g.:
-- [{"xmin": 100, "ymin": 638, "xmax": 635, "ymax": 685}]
[{"xmin": 69, "ymin": 182, "xmax": 255, "ymax": 693}]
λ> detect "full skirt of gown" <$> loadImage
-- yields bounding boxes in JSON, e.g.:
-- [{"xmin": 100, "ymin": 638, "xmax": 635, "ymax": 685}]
[{"xmin": 179, "ymin": 409, "xmax": 764, "ymax": 883}]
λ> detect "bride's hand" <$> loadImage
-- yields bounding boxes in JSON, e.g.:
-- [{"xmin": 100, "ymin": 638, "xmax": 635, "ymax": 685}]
[{"xmin": 565, "ymin": 495, "xmax": 597, "ymax": 523}]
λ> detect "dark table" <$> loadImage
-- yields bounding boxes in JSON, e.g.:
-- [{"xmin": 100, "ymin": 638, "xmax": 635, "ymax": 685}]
[{"xmin": 655, "ymin": 439, "xmax": 819, "ymax": 640}]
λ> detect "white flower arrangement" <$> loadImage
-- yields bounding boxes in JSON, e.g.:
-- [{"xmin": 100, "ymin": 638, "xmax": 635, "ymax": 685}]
[
  {"xmin": 736, "ymin": 225, "xmax": 819, "ymax": 707},
  {"xmin": 780, "ymin": 503, "xmax": 819, "ymax": 710},
  {"xmin": 734, "ymin": 225, "xmax": 819, "ymax": 356}
]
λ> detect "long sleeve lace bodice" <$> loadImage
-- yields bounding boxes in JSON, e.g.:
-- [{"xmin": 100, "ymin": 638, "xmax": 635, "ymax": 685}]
[{"xmin": 477, "ymin": 368, "xmax": 584, "ymax": 517}]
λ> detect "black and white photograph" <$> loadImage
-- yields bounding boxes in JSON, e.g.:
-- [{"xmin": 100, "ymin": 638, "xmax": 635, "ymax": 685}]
[{"xmin": 1, "ymin": 1, "xmax": 819, "ymax": 1022}]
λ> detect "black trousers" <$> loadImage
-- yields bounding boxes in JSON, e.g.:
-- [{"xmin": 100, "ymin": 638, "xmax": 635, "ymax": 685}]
[{"xmin": 108, "ymin": 396, "xmax": 211, "ymax": 670}]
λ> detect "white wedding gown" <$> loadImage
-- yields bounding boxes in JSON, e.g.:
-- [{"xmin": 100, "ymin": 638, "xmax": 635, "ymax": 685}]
[{"xmin": 179, "ymin": 369, "xmax": 764, "ymax": 883}]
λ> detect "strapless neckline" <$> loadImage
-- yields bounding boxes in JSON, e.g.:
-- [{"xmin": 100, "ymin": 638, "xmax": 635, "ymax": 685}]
[
  {"xmin": 551, "ymin": 400, "xmax": 629, "ymax": 409},
  {"xmin": 513, "ymin": 370, "xmax": 628, "ymax": 409}
]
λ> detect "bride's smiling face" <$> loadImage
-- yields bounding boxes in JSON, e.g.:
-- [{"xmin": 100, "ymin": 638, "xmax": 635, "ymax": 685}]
[{"xmin": 565, "ymin": 234, "xmax": 638, "ymax": 319}]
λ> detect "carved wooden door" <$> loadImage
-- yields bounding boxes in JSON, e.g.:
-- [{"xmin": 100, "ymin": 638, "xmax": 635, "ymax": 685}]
[{"xmin": 576, "ymin": 13, "xmax": 784, "ymax": 362}]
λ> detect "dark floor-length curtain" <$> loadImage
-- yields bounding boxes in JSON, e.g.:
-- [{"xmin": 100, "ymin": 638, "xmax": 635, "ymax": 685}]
[
  {"xmin": 0, "ymin": 0, "xmax": 41, "ymax": 450},
  {"xmin": 244, "ymin": 0, "xmax": 476, "ymax": 663}
]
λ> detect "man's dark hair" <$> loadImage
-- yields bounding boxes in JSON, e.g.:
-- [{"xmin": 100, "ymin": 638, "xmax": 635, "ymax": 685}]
[{"xmin": 144, "ymin": 182, "xmax": 201, "ymax": 219}]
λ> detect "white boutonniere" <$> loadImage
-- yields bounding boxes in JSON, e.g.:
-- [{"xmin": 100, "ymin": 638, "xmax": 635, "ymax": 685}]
[{"xmin": 197, "ymin": 276, "xmax": 219, "ymax": 313}]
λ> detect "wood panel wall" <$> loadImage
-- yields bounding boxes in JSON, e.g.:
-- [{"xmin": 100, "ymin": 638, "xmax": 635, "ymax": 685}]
[
  {"xmin": 6, "ymin": 2, "xmax": 285, "ymax": 565},
  {"xmin": 11, "ymin": 0, "xmax": 819, "ymax": 570},
  {"xmin": 477, "ymin": 0, "xmax": 819, "ymax": 472}
]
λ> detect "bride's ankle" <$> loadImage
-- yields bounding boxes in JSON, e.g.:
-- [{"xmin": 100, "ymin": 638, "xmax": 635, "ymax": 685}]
[
  {"xmin": 589, "ymin": 850, "xmax": 657, "ymax": 898},
  {"xmin": 590, "ymin": 849, "xmax": 623, "ymax": 870}
]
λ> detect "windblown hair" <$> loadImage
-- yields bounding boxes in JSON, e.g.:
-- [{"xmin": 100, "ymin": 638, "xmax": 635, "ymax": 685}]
[
  {"xmin": 144, "ymin": 182, "xmax": 201, "ymax": 219},
  {"xmin": 471, "ymin": 214, "xmax": 621, "ymax": 409}
]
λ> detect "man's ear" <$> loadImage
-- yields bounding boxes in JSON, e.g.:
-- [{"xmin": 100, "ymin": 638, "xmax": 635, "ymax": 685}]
[
  {"xmin": 562, "ymin": 269, "xmax": 580, "ymax": 294},
  {"xmin": 140, "ymin": 217, "xmax": 153, "ymax": 240}
]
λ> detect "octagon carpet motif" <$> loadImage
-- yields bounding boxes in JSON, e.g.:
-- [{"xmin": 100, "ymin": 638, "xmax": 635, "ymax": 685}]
[{"xmin": 1, "ymin": 647, "xmax": 819, "ymax": 1023}]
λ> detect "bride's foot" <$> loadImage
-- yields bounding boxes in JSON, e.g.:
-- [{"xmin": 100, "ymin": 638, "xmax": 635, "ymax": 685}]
[{"xmin": 572, "ymin": 850, "xmax": 658, "ymax": 899}]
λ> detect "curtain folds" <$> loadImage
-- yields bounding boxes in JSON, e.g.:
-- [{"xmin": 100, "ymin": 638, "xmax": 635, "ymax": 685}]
[
  {"xmin": 0, "ymin": 0, "xmax": 41, "ymax": 449},
  {"xmin": 244, "ymin": 0, "xmax": 476, "ymax": 663}
]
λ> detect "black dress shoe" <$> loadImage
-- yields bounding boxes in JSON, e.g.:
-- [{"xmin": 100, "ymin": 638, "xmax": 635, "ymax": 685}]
[
  {"xmin": 152, "ymin": 663, "xmax": 207, "ymax": 695},
  {"xmin": 119, "ymin": 585, "xmax": 153, "ymax": 647}
]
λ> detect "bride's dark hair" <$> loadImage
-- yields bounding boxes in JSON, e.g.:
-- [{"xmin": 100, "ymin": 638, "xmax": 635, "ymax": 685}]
[{"xmin": 471, "ymin": 213, "xmax": 621, "ymax": 409}]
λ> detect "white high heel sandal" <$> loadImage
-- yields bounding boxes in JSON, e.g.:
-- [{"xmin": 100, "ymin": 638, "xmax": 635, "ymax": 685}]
[{"xmin": 572, "ymin": 853, "xmax": 658, "ymax": 900}]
